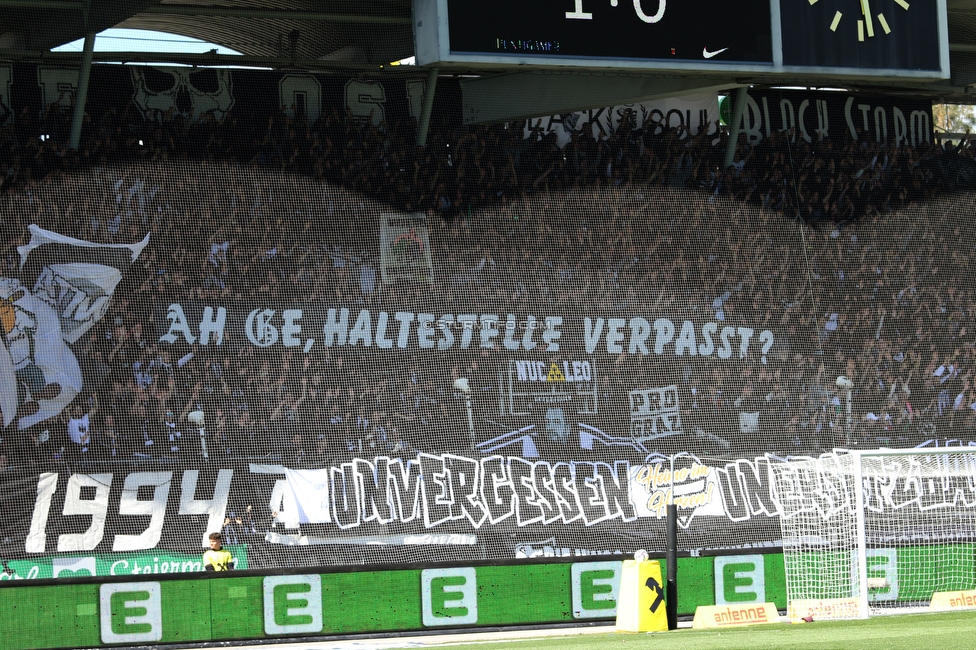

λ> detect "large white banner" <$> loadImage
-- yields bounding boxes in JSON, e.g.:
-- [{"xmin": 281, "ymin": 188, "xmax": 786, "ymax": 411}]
[
  {"xmin": 524, "ymin": 92, "xmax": 720, "ymax": 148},
  {"xmin": 20, "ymin": 446, "xmax": 976, "ymax": 554}
]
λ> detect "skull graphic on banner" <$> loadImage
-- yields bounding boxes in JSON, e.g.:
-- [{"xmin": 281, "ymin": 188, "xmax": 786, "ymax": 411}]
[{"xmin": 130, "ymin": 67, "xmax": 235, "ymax": 122}]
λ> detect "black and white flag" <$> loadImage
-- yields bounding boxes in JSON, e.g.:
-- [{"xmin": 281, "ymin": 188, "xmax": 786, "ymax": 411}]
[
  {"xmin": 18, "ymin": 224, "xmax": 150, "ymax": 344},
  {"xmin": 0, "ymin": 226, "xmax": 149, "ymax": 429}
]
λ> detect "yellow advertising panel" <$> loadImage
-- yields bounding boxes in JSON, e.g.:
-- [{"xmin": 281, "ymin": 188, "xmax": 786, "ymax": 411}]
[
  {"xmin": 615, "ymin": 560, "xmax": 669, "ymax": 633},
  {"xmin": 930, "ymin": 590, "xmax": 976, "ymax": 611},
  {"xmin": 787, "ymin": 598, "xmax": 862, "ymax": 621},
  {"xmin": 692, "ymin": 602, "xmax": 780, "ymax": 629}
]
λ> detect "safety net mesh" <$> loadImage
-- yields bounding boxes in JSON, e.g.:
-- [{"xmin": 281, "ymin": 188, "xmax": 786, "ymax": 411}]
[{"xmin": 1, "ymin": 62, "xmax": 976, "ymax": 576}]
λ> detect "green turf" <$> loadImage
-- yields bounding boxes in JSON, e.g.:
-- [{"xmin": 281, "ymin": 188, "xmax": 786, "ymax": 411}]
[{"xmin": 420, "ymin": 612, "xmax": 976, "ymax": 650}]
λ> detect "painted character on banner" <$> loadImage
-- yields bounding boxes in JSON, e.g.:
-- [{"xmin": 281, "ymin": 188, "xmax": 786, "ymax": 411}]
[
  {"xmin": 0, "ymin": 277, "xmax": 80, "ymax": 430},
  {"xmin": 545, "ymin": 407, "xmax": 568, "ymax": 443}
]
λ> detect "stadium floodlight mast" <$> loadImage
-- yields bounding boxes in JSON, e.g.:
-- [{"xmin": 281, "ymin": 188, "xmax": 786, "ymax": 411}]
[{"xmin": 454, "ymin": 378, "xmax": 475, "ymax": 449}]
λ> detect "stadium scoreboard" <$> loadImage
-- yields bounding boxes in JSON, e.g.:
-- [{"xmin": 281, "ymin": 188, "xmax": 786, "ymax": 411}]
[{"xmin": 414, "ymin": 0, "xmax": 949, "ymax": 79}]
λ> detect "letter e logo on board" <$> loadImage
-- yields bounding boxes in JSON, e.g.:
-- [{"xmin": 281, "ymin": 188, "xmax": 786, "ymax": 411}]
[
  {"xmin": 715, "ymin": 555, "xmax": 765, "ymax": 605},
  {"xmin": 99, "ymin": 582, "xmax": 162, "ymax": 643},
  {"xmin": 421, "ymin": 568, "xmax": 477, "ymax": 626},
  {"xmin": 571, "ymin": 561, "xmax": 622, "ymax": 618},
  {"xmin": 263, "ymin": 574, "xmax": 323, "ymax": 635}
]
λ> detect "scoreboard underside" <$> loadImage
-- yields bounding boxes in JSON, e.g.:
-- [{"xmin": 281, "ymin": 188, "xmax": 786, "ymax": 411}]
[{"xmin": 415, "ymin": 0, "xmax": 949, "ymax": 81}]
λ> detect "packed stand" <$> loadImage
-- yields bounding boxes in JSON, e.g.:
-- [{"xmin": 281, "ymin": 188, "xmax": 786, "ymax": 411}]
[{"xmin": 0, "ymin": 98, "xmax": 975, "ymax": 478}]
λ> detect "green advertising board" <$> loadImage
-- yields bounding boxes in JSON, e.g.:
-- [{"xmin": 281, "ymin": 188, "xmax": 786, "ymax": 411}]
[
  {"xmin": 784, "ymin": 545, "xmax": 976, "ymax": 602},
  {"xmin": 0, "ymin": 546, "xmax": 247, "ymax": 580},
  {"xmin": 0, "ymin": 551, "xmax": 789, "ymax": 649}
]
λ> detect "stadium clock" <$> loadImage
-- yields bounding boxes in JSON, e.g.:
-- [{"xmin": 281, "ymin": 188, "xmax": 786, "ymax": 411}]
[
  {"xmin": 818, "ymin": 0, "xmax": 911, "ymax": 43},
  {"xmin": 779, "ymin": 0, "xmax": 945, "ymax": 70}
]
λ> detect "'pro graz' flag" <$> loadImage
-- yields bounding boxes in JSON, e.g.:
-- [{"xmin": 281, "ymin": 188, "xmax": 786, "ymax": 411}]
[{"xmin": 0, "ymin": 226, "xmax": 149, "ymax": 429}]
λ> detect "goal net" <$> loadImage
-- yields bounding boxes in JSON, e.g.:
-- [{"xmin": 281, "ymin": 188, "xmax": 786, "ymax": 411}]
[{"xmin": 772, "ymin": 449, "xmax": 976, "ymax": 620}]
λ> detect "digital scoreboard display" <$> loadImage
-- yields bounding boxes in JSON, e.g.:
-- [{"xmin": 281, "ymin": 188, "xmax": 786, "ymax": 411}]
[
  {"xmin": 446, "ymin": 0, "xmax": 773, "ymax": 64},
  {"xmin": 414, "ymin": 0, "xmax": 949, "ymax": 79}
]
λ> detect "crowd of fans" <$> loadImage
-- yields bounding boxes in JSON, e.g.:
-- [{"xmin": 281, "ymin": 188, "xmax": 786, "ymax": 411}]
[
  {"xmin": 2, "ymin": 96, "xmax": 973, "ymax": 223},
  {"xmin": 1, "ymin": 94, "xmax": 976, "ymax": 477}
]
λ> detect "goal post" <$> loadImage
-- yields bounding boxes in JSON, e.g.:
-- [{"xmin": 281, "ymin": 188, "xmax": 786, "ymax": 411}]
[{"xmin": 772, "ymin": 448, "xmax": 976, "ymax": 620}]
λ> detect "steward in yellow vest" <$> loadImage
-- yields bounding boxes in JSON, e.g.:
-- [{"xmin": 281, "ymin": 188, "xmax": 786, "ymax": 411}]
[{"xmin": 203, "ymin": 532, "xmax": 234, "ymax": 571}]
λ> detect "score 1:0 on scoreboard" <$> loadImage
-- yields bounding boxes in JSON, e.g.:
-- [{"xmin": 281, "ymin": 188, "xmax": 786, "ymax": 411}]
[{"xmin": 413, "ymin": 0, "xmax": 948, "ymax": 79}]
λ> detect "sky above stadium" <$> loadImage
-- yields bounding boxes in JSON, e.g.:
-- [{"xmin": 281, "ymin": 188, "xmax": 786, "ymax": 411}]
[
  {"xmin": 52, "ymin": 29, "xmax": 241, "ymax": 56},
  {"xmin": 50, "ymin": 28, "xmax": 415, "ymax": 66}
]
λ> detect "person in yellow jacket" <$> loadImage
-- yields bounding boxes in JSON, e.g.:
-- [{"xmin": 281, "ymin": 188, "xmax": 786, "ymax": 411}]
[{"xmin": 203, "ymin": 532, "xmax": 234, "ymax": 571}]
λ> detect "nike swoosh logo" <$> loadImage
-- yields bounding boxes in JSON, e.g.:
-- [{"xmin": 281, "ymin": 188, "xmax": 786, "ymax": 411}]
[{"xmin": 703, "ymin": 47, "xmax": 729, "ymax": 59}]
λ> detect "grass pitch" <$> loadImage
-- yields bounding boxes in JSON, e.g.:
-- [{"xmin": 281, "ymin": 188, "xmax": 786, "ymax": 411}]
[{"xmin": 422, "ymin": 612, "xmax": 976, "ymax": 650}]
